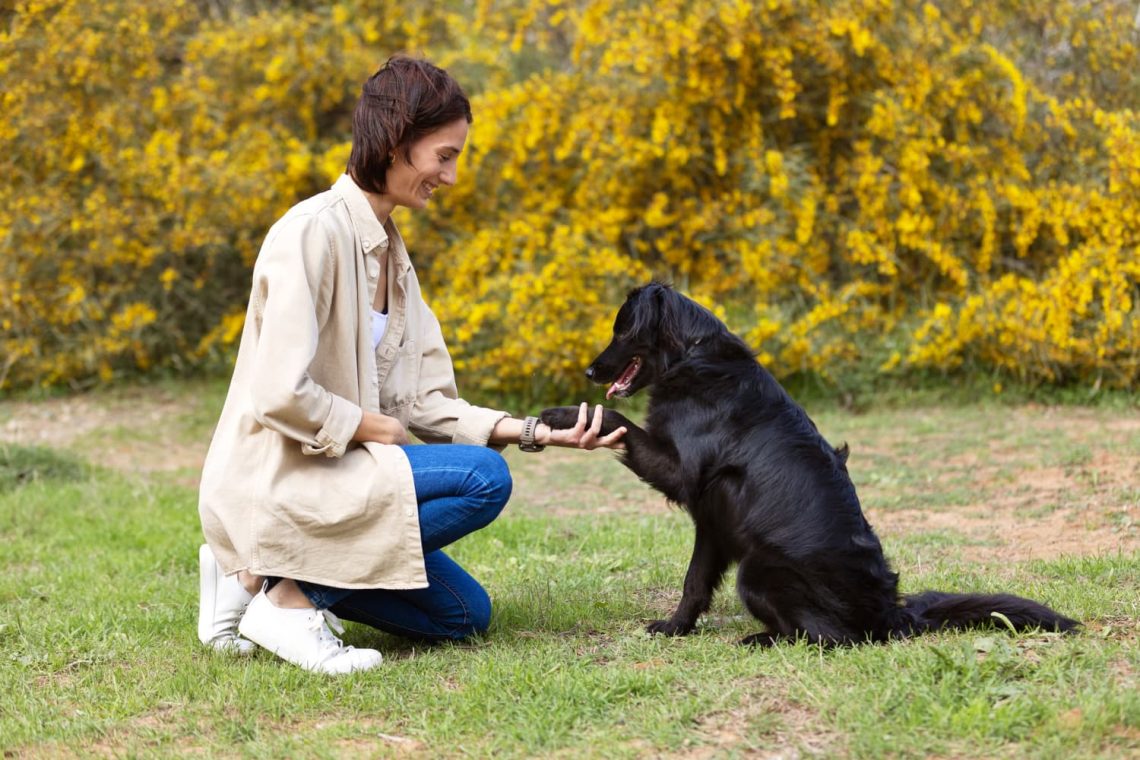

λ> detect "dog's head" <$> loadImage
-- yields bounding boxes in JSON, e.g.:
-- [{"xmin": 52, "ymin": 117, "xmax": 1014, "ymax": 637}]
[{"xmin": 587, "ymin": 282, "xmax": 724, "ymax": 398}]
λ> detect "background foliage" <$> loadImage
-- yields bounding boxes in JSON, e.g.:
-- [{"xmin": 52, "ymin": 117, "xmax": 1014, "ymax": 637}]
[{"xmin": 2, "ymin": 0, "xmax": 1138, "ymax": 401}]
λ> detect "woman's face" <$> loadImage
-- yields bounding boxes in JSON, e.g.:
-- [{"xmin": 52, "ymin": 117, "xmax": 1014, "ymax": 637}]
[{"xmin": 385, "ymin": 118, "xmax": 469, "ymax": 210}]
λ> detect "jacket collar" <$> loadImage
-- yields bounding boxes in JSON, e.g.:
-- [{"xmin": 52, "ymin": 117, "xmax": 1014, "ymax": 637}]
[
  {"xmin": 332, "ymin": 174, "xmax": 389, "ymax": 255},
  {"xmin": 384, "ymin": 217, "xmax": 412, "ymax": 277}
]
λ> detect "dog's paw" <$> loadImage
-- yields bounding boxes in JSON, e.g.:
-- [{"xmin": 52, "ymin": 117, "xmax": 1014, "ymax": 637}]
[
  {"xmin": 646, "ymin": 619, "xmax": 693, "ymax": 637},
  {"xmin": 539, "ymin": 406, "xmax": 584, "ymax": 431}
]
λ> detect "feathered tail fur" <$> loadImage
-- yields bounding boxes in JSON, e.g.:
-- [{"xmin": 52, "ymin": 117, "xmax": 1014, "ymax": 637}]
[{"xmin": 900, "ymin": 591, "xmax": 1080, "ymax": 635}]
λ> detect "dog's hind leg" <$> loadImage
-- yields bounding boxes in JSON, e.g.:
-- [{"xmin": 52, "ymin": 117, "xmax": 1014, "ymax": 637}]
[
  {"xmin": 735, "ymin": 554, "xmax": 854, "ymax": 647},
  {"xmin": 647, "ymin": 523, "xmax": 729, "ymax": 636},
  {"xmin": 739, "ymin": 631, "xmax": 790, "ymax": 647}
]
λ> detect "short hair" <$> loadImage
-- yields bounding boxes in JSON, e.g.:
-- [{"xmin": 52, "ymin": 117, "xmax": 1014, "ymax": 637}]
[{"xmin": 347, "ymin": 55, "xmax": 473, "ymax": 194}]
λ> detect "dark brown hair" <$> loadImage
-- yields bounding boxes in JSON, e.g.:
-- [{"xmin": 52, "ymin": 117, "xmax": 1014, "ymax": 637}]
[{"xmin": 347, "ymin": 55, "xmax": 473, "ymax": 194}]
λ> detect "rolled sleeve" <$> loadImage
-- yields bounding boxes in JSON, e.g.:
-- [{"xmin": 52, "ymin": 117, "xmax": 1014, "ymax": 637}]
[
  {"xmin": 453, "ymin": 405, "xmax": 511, "ymax": 447},
  {"xmin": 301, "ymin": 394, "xmax": 363, "ymax": 457}
]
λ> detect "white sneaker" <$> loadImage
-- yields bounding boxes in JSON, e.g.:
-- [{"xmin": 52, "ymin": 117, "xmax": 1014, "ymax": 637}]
[
  {"xmin": 197, "ymin": 544, "xmax": 256, "ymax": 655},
  {"xmin": 238, "ymin": 589, "xmax": 383, "ymax": 675}
]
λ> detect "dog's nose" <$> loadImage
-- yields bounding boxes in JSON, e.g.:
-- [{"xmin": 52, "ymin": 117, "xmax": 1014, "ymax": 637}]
[{"xmin": 585, "ymin": 366, "xmax": 595, "ymax": 380}]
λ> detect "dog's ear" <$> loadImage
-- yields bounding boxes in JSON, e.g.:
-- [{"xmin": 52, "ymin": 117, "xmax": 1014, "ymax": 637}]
[
  {"xmin": 621, "ymin": 283, "xmax": 664, "ymax": 340},
  {"xmin": 653, "ymin": 285, "xmax": 690, "ymax": 352},
  {"xmin": 655, "ymin": 285, "xmax": 725, "ymax": 354}
]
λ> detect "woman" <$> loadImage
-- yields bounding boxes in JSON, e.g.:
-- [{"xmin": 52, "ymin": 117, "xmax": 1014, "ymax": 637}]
[{"xmin": 197, "ymin": 56, "xmax": 625, "ymax": 675}]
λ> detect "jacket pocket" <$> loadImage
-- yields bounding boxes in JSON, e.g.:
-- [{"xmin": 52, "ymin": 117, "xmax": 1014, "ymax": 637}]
[{"xmin": 379, "ymin": 338, "xmax": 419, "ymax": 413}]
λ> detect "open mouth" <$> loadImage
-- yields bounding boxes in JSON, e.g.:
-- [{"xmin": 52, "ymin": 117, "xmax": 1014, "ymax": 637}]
[{"xmin": 606, "ymin": 356, "xmax": 642, "ymax": 399}]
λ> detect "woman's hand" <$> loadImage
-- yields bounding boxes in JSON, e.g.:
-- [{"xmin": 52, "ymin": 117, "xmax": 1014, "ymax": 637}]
[
  {"xmin": 353, "ymin": 411, "xmax": 410, "ymax": 445},
  {"xmin": 539, "ymin": 402, "xmax": 626, "ymax": 450}
]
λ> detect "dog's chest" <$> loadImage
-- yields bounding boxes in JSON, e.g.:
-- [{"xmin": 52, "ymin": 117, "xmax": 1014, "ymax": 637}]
[{"xmin": 646, "ymin": 414, "xmax": 735, "ymax": 507}]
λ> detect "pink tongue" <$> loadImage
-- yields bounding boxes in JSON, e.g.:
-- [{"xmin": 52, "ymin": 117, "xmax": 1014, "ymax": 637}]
[{"xmin": 606, "ymin": 359, "xmax": 638, "ymax": 399}]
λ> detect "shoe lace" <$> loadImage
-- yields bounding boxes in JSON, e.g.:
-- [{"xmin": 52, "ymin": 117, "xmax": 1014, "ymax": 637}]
[{"xmin": 306, "ymin": 609, "xmax": 354, "ymax": 659}]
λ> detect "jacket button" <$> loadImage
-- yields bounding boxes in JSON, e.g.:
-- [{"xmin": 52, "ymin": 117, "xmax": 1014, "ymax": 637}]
[{"xmin": 363, "ymin": 238, "xmax": 372, "ymax": 249}]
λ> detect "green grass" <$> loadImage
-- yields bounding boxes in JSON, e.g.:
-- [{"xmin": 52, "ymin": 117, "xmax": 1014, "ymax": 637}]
[
  {"xmin": 1, "ymin": 382, "xmax": 1138, "ymax": 758},
  {"xmin": 0, "ymin": 445, "xmax": 88, "ymax": 494}
]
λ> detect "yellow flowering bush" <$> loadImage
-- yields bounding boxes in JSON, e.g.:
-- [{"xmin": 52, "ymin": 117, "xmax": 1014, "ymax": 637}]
[
  {"xmin": 2, "ymin": 0, "xmax": 1137, "ymax": 399},
  {"xmin": 0, "ymin": 0, "xmax": 467, "ymax": 388},
  {"xmin": 411, "ymin": 0, "xmax": 1139, "ymax": 397}
]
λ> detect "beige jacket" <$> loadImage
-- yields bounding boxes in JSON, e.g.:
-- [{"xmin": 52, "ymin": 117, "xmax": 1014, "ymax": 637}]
[{"xmin": 199, "ymin": 174, "xmax": 508, "ymax": 589}]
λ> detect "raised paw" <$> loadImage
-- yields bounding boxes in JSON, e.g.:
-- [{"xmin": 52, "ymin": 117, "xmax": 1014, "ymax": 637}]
[
  {"xmin": 540, "ymin": 406, "xmax": 585, "ymax": 431},
  {"xmin": 646, "ymin": 619, "xmax": 694, "ymax": 637}
]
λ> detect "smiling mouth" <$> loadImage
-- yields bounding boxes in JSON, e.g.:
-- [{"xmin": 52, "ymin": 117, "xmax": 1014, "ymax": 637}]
[
  {"xmin": 421, "ymin": 182, "xmax": 436, "ymax": 199},
  {"xmin": 606, "ymin": 356, "xmax": 642, "ymax": 399}
]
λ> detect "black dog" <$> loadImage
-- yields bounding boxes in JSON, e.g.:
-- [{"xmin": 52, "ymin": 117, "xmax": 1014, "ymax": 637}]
[{"xmin": 542, "ymin": 283, "xmax": 1078, "ymax": 645}]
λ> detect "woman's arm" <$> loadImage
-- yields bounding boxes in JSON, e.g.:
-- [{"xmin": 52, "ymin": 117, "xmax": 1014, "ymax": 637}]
[
  {"xmin": 248, "ymin": 214, "xmax": 362, "ymax": 457},
  {"xmin": 403, "ymin": 290, "xmax": 622, "ymax": 450},
  {"xmin": 489, "ymin": 403, "xmax": 626, "ymax": 450}
]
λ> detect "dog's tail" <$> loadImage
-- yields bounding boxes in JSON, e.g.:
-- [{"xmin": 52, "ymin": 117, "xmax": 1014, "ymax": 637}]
[{"xmin": 899, "ymin": 591, "xmax": 1079, "ymax": 635}]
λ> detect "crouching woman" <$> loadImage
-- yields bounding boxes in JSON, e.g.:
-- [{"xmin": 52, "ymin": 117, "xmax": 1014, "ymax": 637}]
[{"xmin": 196, "ymin": 56, "xmax": 624, "ymax": 674}]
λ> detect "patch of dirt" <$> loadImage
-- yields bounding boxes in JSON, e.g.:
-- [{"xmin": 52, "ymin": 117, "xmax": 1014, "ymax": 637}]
[
  {"xmin": 1, "ymin": 389, "xmax": 211, "ymax": 482},
  {"xmin": 868, "ymin": 446, "xmax": 1137, "ymax": 561},
  {"xmin": 266, "ymin": 718, "xmax": 428, "ymax": 756},
  {"xmin": 870, "ymin": 502, "xmax": 1133, "ymax": 563},
  {"xmin": 660, "ymin": 677, "xmax": 839, "ymax": 759},
  {"xmin": 8, "ymin": 703, "xmax": 200, "ymax": 760}
]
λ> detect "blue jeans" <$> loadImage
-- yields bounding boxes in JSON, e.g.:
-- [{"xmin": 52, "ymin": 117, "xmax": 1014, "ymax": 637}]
[{"xmin": 298, "ymin": 444, "xmax": 512, "ymax": 641}]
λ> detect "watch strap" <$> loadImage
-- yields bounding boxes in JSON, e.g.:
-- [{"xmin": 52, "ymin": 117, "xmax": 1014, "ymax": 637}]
[{"xmin": 519, "ymin": 416, "xmax": 545, "ymax": 452}]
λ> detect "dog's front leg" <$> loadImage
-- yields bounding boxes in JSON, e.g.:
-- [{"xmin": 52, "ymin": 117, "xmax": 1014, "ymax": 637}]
[
  {"xmin": 647, "ymin": 524, "xmax": 728, "ymax": 636},
  {"xmin": 540, "ymin": 406, "xmax": 689, "ymax": 499}
]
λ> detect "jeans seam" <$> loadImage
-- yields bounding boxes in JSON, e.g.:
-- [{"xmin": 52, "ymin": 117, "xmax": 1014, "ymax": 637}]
[
  {"xmin": 428, "ymin": 567, "xmax": 472, "ymax": 634},
  {"xmin": 413, "ymin": 466, "xmax": 497, "ymax": 496},
  {"xmin": 418, "ymin": 467, "xmax": 503, "ymax": 549}
]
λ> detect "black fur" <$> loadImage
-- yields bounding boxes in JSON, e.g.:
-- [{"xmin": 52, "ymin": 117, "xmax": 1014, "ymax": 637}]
[{"xmin": 542, "ymin": 283, "xmax": 1079, "ymax": 645}]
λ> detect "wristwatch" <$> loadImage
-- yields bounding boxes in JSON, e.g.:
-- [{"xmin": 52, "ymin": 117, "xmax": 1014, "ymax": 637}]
[{"xmin": 519, "ymin": 416, "xmax": 545, "ymax": 452}]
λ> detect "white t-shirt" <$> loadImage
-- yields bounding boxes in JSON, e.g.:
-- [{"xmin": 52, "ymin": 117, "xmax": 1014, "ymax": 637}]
[{"xmin": 371, "ymin": 309, "xmax": 389, "ymax": 349}]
